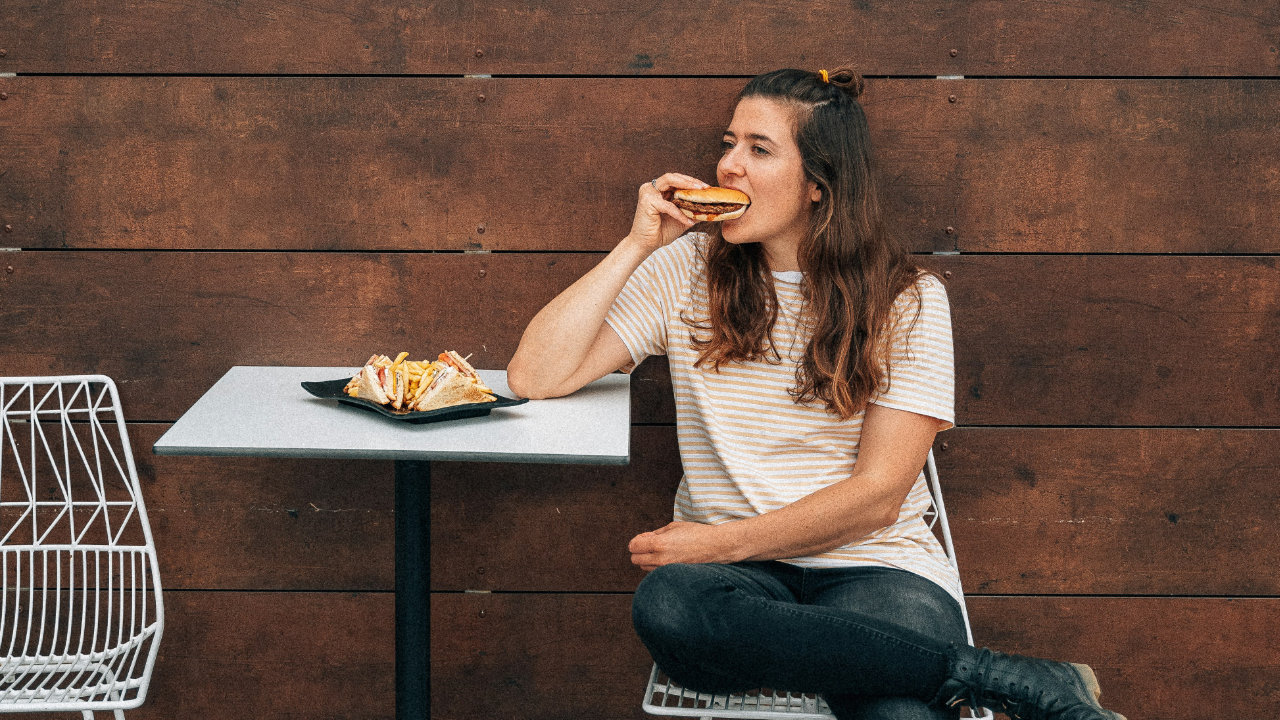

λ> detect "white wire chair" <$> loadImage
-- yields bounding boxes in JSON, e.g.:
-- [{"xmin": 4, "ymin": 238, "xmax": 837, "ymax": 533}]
[
  {"xmin": 641, "ymin": 448, "xmax": 994, "ymax": 720},
  {"xmin": 0, "ymin": 376, "xmax": 163, "ymax": 719}
]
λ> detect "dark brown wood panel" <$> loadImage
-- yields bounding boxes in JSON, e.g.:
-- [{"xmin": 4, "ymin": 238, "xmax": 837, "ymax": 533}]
[
  {"xmin": 4, "ymin": 77, "xmax": 1278, "ymax": 253},
  {"xmin": 8, "ymin": 1, "xmax": 1279, "ymax": 76},
  {"xmin": 934, "ymin": 428, "xmax": 1280, "ymax": 596},
  {"xmin": 949, "ymin": 255, "xmax": 1280, "ymax": 426},
  {"xmin": 135, "ymin": 424, "xmax": 395, "ymax": 591},
  {"xmin": 0, "ymin": 251, "xmax": 600, "ymax": 420},
  {"xmin": 3, "ymin": 253, "xmax": 1277, "ymax": 425},
  {"xmin": 433, "ymin": 427, "xmax": 1280, "ymax": 596},
  {"xmin": 93, "ymin": 590, "xmax": 1280, "ymax": 718},
  {"xmin": 137, "ymin": 591, "xmax": 393, "ymax": 719},
  {"xmin": 432, "ymin": 593, "xmax": 1280, "ymax": 720},
  {"xmin": 134, "ymin": 422, "xmax": 1279, "ymax": 595},
  {"xmin": 0, "ymin": 76, "xmax": 726, "ymax": 252}
]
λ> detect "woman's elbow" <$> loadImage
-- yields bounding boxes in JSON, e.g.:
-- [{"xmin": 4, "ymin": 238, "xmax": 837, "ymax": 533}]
[
  {"xmin": 504, "ymin": 362, "xmax": 554, "ymax": 400},
  {"xmin": 505, "ymin": 362, "xmax": 533, "ymax": 399}
]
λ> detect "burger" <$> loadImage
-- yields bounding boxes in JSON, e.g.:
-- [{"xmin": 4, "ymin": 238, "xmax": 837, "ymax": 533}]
[{"xmin": 671, "ymin": 187, "xmax": 751, "ymax": 222}]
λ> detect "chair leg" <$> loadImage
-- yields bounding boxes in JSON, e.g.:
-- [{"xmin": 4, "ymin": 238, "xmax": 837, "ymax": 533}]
[
  {"xmin": 115, "ymin": 710, "xmax": 126, "ymax": 720},
  {"xmin": 81, "ymin": 712, "xmax": 93, "ymax": 720}
]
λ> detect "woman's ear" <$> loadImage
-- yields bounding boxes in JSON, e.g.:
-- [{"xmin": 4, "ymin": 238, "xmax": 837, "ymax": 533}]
[{"xmin": 809, "ymin": 182, "xmax": 822, "ymax": 203}]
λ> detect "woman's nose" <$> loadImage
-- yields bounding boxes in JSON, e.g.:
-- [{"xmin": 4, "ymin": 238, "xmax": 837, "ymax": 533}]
[{"xmin": 718, "ymin": 147, "xmax": 744, "ymax": 179}]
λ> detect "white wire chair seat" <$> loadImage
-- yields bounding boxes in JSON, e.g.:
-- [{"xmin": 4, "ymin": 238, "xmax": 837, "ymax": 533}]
[
  {"xmin": 0, "ymin": 377, "xmax": 163, "ymax": 719},
  {"xmin": 642, "ymin": 449, "xmax": 994, "ymax": 720}
]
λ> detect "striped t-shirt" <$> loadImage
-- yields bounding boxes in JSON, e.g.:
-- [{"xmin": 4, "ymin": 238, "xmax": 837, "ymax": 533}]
[{"xmin": 604, "ymin": 231, "xmax": 963, "ymax": 607}]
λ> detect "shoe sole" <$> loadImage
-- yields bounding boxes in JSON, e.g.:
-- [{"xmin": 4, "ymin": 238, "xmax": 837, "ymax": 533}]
[{"xmin": 1067, "ymin": 663, "xmax": 1128, "ymax": 720}]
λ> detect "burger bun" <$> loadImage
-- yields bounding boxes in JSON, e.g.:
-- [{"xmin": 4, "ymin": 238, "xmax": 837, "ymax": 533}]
[
  {"xmin": 672, "ymin": 187, "xmax": 751, "ymax": 204},
  {"xmin": 671, "ymin": 186, "xmax": 751, "ymax": 222}
]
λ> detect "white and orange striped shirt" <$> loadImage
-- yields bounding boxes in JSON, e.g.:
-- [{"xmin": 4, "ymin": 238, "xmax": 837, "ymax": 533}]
[{"xmin": 605, "ymin": 231, "xmax": 963, "ymax": 606}]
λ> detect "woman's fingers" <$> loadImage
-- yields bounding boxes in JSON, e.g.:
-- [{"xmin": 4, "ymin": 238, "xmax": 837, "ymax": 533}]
[
  {"xmin": 649, "ymin": 173, "xmax": 711, "ymax": 194},
  {"xmin": 639, "ymin": 183, "xmax": 695, "ymax": 225},
  {"xmin": 659, "ymin": 199, "xmax": 696, "ymax": 226},
  {"xmin": 627, "ymin": 173, "xmax": 704, "ymax": 251}
]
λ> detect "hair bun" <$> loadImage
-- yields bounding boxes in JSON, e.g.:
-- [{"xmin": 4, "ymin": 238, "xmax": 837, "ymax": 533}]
[{"xmin": 825, "ymin": 67, "xmax": 864, "ymax": 99}]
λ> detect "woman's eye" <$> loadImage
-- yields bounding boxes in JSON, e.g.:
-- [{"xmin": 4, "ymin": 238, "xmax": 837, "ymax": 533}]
[
  {"xmin": 720, "ymin": 140, "xmax": 733, "ymax": 152},
  {"xmin": 753, "ymin": 145, "xmax": 769, "ymax": 155}
]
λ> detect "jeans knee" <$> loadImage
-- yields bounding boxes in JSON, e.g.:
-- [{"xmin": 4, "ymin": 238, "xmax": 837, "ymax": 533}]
[{"xmin": 632, "ymin": 563, "xmax": 724, "ymax": 648}]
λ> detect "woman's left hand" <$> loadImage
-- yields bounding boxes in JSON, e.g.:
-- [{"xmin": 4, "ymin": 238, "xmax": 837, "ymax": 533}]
[{"xmin": 628, "ymin": 521, "xmax": 736, "ymax": 571}]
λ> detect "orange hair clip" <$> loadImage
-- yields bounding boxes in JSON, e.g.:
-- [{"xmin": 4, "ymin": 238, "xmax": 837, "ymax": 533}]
[{"xmin": 819, "ymin": 69, "xmax": 829, "ymax": 83}]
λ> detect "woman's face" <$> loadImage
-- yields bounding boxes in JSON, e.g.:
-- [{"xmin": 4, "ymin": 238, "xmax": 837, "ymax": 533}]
[{"xmin": 717, "ymin": 96, "xmax": 821, "ymax": 249}]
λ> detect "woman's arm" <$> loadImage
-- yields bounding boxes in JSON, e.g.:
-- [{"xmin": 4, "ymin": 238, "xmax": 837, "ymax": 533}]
[
  {"xmin": 507, "ymin": 172, "xmax": 707, "ymax": 399},
  {"xmin": 628, "ymin": 403, "xmax": 944, "ymax": 569},
  {"xmin": 506, "ymin": 239, "xmax": 652, "ymax": 399}
]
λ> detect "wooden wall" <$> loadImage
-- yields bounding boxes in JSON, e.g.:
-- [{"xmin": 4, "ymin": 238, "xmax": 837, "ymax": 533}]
[{"xmin": 3, "ymin": 3, "xmax": 1278, "ymax": 717}]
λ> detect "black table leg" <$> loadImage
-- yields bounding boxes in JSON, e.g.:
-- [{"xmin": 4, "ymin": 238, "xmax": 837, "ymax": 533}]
[{"xmin": 395, "ymin": 459, "xmax": 431, "ymax": 719}]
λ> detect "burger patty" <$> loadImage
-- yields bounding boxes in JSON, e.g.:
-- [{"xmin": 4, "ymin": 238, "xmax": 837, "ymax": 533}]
[{"xmin": 673, "ymin": 199, "xmax": 746, "ymax": 214}]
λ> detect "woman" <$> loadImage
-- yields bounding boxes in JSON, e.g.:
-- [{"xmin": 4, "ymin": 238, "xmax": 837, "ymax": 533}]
[{"xmin": 506, "ymin": 67, "xmax": 1125, "ymax": 720}]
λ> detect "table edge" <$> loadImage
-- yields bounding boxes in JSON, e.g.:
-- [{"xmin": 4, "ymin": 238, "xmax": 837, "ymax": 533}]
[{"xmin": 151, "ymin": 443, "xmax": 631, "ymax": 466}]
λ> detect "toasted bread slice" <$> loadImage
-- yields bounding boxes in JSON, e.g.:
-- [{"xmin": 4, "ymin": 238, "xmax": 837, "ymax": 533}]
[
  {"xmin": 390, "ymin": 364, "xmax": 407, "ymax": 410},
  {"xmin": 440, "ymin": 351, "xmax": 494, "ymax": 394},
  {"xmin": 413, "ymin": 367, "xmax": 496, "ymax": 411},
  {"xmin": 410, "ymin": 364, "xmax": 456, "ymax": 410},
  {"xmin": 343, "ymin": 356, "xmax": 381, "ymax": 394},
  {"xmin": 356, "ymin": 365, "xmax": 390, "ymax": 404}
]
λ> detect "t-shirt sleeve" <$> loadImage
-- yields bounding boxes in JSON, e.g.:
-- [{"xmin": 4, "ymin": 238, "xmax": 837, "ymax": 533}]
[
  {"xmin": 603, "ymin": 235, "xmax": 693, "ymax": 374},
  {"xmin": 868, "ymin": 273, "xmax": 956, "ymax": 431}
]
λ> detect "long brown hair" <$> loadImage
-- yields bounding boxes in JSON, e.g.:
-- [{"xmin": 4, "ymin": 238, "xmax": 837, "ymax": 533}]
[{"xmin": 682, "ymin": 67, "xmax": 939, "ymax": 421}]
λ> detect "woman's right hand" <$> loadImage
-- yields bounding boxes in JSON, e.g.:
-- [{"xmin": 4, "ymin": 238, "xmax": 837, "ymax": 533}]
[{"xmin": 625, "ymin": 173, "xmax": 710, "ymax": 253}]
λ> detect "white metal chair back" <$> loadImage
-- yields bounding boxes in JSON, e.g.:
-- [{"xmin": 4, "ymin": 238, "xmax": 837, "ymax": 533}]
[
  {"xmin": 642, "ymin": 448, "xmax": 993, "ymax": 720},
  {"xmin": 0, "ymin": 376, "xmax": 163, "ymax": 719}
]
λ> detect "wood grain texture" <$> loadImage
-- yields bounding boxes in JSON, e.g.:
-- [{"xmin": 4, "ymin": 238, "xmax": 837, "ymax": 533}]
[
  {"xmin": 134, "ymin": 424, "xmax": 395, "ymax": 591},
  {"xmin": 934, "ymin": 428, "xmax": 1280, "ymax": 596},
  {"xmin": 3, "ymin": 252, "xmax": 1277, "ymax": 426},
  {"xmin": 0, "ymin": 251, "xmax": 599, "ymax": 420},
  {"xmin": 7, "ymin": 1, "xmax": 1279, "ymax": 76},
  {"xmin": 947, "ymin": 255, "xmax": 1280, "ymax": 426},
  {"xmin": 100, "ymin": 591, "xmax": 1280, "ymax": 719},
  {"xmin": 138, "ymin": 591, "xmax": 394, "ymax": 719},
  {"xmin": 433, "ymin": 427, "xmax": 1280, "ymax": 596},
  {"xmin": 3, "ymin": 77, "xmax": 1278, "ymax": 253},
  {"xmin": 432, "ymin": 592, "xmax": 1280, "ymax": 720},
  {"xmin": 131, "ymin": 423, "xmax": 1279, "ymax": 596}
]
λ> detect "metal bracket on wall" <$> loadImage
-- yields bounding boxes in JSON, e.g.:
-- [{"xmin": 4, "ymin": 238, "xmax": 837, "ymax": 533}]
[{"xmin": 936, "ymin": 75, "xmax": 964, "ymax": 80}]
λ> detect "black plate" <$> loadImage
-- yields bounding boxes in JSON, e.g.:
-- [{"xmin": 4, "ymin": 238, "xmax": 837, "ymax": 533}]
[{"xmin": 301, "ymin": 378, "xmax": 528, "ymax": 425}]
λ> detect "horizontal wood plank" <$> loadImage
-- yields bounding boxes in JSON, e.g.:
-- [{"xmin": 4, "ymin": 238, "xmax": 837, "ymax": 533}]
[
  {"xmin": 948, "ymin": 255, "xmax": 1280, "ymax": 425},
  {"xmin": 137, "ymin": 591, "xmax": 394, "ymax": 719},
  {"xmin": 3, "ymin": 77, "xmax": 1278, "ymax": 252},
  {"xmin": 2, "ymin": 253, "xmax": 1277, "ymax": 426},
  {"xmin": 97, "ymin": 590, "xmax": 1280, "ymax": 718},
  {"xmin": 432, "ymin": 592, "xmax": 1280, "ymax": 720},
  {"xmin": 0, "ymin": 251, "xmax": 600, "ymax": 420},
  {"xmin": 132, "ymin": 424, "xmax": 1280, "ymax": 595},
  {"xmin": 934, "ymin": 428, "xmax": 1280, "ymax": 595},
  {"xmin": 7, "ymin": 1, "xmax": 1278, "ymax": 77},
  {"xmin": 433, "ymin": 427, "xmax": 1280, "ymax": 596},
  {"xmin": 135, "ymin": 425, "xmax": 395, "ymax": 591}
]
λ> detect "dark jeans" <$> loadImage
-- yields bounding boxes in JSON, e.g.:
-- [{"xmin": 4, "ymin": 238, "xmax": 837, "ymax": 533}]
[{"xmin": 632, "ymin": 561, "xmax": 968, "ymax": 720}]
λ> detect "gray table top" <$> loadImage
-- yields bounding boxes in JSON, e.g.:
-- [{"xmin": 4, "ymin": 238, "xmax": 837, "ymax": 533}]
[{"xmin": 152, "ymin": 366, "xmax": 630, "ymax": 465}]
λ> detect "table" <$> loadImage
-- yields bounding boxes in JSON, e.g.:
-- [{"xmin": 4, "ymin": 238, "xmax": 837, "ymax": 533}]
[{"xmin": 153, "ymin": 365, "xmax": 631, "ymax": 718}]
